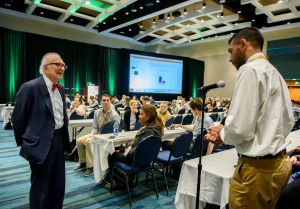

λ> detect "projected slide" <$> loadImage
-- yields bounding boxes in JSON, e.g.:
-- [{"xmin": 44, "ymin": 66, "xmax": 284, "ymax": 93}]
[{"xmin": 129, "ymin": 54, "xmax": 183, "ymax": 94}]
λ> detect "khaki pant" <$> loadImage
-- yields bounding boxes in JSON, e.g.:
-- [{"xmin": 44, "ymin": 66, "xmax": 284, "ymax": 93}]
[
  {"xmin": 229, "ymin": 154, "xmax": 291, "ymax": 209},
  {"xmin": 76, "ymin": 134, "xmax": 93, "ymax": 168}
]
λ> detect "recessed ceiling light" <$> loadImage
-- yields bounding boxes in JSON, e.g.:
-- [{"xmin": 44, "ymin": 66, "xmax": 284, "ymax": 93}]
[
  {"xmin": 128, "ymin": 28, "xmax": 132, "ymax": 31},
  {"xmin": 70, "ymin": 18, "xmax": 73, "ymax": 22},
  {"xmin": 5, "ymin": 3, "xmax": 11, "ymax": 6},
  {"xmin": 156, "ymin": 0, "xmax": 160, "ymax": 3},
  {"xmin": 40, "ymin": 11, "xmax": 44, "ymax": 15},
  {"xmin": 113, "ymin": 17, "xmax": 117, "ymax": 20},
  {"xmin": 125, "ymin": 11, "xmax": 129, "ymax": 15},
  {"xmin": 85, "ymin": 1, "xmax": 90, "ymax": 5},
  {"xmin": 252, "ymin": 19, "xmax": 255, "ymax": 22},
  {"xmin": 287, "ymin": 22, "xmax": 291, "ymax": 24},
  {"xmin": 103, "ymin": 22, "xmax": 106, "ymax": 24},
  {"xmin": 120, "ymin": 31, "xmax": 124, "ymax": 34},
  {"xmin": 237, "ymin": 10, "xmax": 241, "ymax": 14},
  {"xmin": 140, "ymin": 6, "xmax": 143, "ymax": 9}
]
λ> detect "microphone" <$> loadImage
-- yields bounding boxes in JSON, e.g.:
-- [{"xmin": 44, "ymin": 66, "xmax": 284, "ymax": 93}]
[{"xmin": 198, "ymin": 81, "xmax": 226, "ymax": 93}]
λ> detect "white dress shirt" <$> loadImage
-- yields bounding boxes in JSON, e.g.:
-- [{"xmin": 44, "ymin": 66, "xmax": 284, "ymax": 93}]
[
  {"xmin": 43, "ymin": 75, "xmax": 64, "ymax": 130},
  {"xmin": 220, "ymin": 53, "xmax": 294, "ymax": 156}
]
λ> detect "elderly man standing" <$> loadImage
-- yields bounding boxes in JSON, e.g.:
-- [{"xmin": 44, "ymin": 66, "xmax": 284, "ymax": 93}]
[{"xmin": 12, "ymin": 52, "xmax": 70, "ymax": 209}]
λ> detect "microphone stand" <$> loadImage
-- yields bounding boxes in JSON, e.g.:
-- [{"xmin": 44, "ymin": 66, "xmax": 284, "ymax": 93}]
[{"xmin": 195, "ymin": 90, "xmax": 207, "ymax": 209}]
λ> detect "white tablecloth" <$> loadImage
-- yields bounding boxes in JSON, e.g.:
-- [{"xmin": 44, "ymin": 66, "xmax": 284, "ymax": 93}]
[
  {"xmin": 92, "ymin": 128, "xmax": 186, "ymax": 184},
  {"xmin": 0, "ymin": 104, "xmax": 5, "ymax": 121},
  {"xmin": 68, "ymin": 119, "xmax": 93, "ymax": 141},
  {"xmin": 175, "ymin": 130, "xmax": 300, "ymax": 209}
]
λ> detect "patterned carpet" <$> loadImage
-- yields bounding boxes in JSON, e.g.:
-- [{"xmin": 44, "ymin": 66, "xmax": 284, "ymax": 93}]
[{"xmin": 0, "ymin": 123, "xmax": 177, "ymax": 209}]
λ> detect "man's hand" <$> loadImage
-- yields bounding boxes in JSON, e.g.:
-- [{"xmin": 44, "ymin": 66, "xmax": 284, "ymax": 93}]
[{"xmin": 203, "ymin": 124, "xmax": 224, "ymax": 145}]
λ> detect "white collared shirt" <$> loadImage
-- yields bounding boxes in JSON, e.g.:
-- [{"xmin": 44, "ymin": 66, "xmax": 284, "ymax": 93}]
[
  {"xmin": 43, "ymin": 75, "xmax": 64, "ymax": 129},
  {"xmin": 220, "ymin": 53, "xmax": 294, "ymax": 156}
]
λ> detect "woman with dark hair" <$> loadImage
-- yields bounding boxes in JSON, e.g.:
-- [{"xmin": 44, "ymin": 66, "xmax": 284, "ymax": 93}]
[{"xmin": 104, "ymin": 104, "xmax": 164, "ymax": 189}]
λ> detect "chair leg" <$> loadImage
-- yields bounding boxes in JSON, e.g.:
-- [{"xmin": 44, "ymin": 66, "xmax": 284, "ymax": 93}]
[
  {"xmin": 124, "ymin": 174, "xmax": 132, "ymax": 209},
  {"xmin": 155, "ymin": 162, "xmax": 169, "ymax": 196},
  {"xmin": 150, "ymin": 170, "xmax": 159, "ymax": 200}
]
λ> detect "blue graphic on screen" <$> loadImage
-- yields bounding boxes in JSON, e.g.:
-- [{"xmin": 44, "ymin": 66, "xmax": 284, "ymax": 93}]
[{"xmin": 129, "ymin": 54, "xmax": 183, "ymax": 94}]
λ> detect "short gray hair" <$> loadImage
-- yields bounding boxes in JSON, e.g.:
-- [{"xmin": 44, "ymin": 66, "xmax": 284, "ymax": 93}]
[{"xmin": 39, "ymin": 52, "xmax": 62, "ymax": 75}]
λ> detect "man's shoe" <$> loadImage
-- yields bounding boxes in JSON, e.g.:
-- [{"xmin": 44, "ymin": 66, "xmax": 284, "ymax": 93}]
[
  {"xmin": 84, "ymin": 167, "xmax": 94, "ymax": 176},
  {"xmin": 73, "ymin": 163, "xmax": 86, "ymax": 172}
]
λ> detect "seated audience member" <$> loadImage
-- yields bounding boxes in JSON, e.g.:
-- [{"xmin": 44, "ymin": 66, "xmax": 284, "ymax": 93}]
[
  {"xmin": 157, "ymin": 101, "xmax": 171, "ymax": 126},
  {"xmin": 70, "ymin": 91, "xmax": 82, "ymax": 109},
  {"xmin": 69, "ymin": 97, "xmax": 86, "ymax": 117},
  {"xmin": 163, "ymin": 98, "xmax": 214, "ymax": 155},
  {"xmin": 111, "ymin": 96, "xmax": 121, "ymax": 108},
  {"xmin": 276, "ymin": 153, "xmax": 300, "ymax": 209},
  {"xmin": 141, "ymin": 96, "xmax": 150, "ymax": 105},
  {"xmin": 73, "ymin": 94, "xmax": 121, "ymax": 176},
  {"xmin": 123, "ymin": 100, "xmax": 140, "ymax": 131},
  {"xmin": 89, "ymin": 95, "xmax": 99, "ymax": 109},
  {"xmin": 104, "ymin": 104, "xmax": 164, "ymax": 188},
  {"xmin": 123, "ymin": 96, "xmax": 131, "ymax": 112}
]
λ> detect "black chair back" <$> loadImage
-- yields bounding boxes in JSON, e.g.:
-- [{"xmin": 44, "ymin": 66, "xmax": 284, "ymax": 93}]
[
  {"xmin": 165, "ymin": 116, "xmax": 174, "ymax": 128},
  {"xmin": 173, "ymin": 115, "xmax": 183, "ymax": 124},
  {"xmin": 87, "ymin": 111, "xmax": 95, "ymax": 119},
  {"xmin": 133, "ymin": 136, "xmax": 161, "ymax": 167},
  {"xmin": 134, "ymin": 120, "xmax": 142, "ymax": 130},
  {"xmin": 181, "ymin": 114, "xmax": 194, "ymax": 125},
  {"xmin": 69, "ymin": 112, "xmax": 84, "ymax": 120},
  {"xmin": 292, "ymin": 118, "xmax": 300, "ymax": 131},
  {"xmin": 209, "ymin": 113, "xmax": 219, "ymax": 122},
  {"xmin": 177, "ymin": 108, "xmax": 185, "ymax": 115},
  {"xmin": 119, "ymin": 119, "xmax": 124, "ymax": 132},
  {"xmin": 100, "ymin": 121, "xmax": 114, "ymax": 134},
  {"xmin": 171, "ymin": 132, "xmax": 193, "ymax": 159}
]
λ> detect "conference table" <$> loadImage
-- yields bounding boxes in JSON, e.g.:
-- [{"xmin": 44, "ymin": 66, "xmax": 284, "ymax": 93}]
[
  {"xmin": 68, "ymin": 119, "xmax": 93, "ymax": 141},
  {"xmin": 92, "ymin": 128, "xmax": 187, "ymax": 184},
  {"xmin": 174, "ymin": 130, "xmax": 300, "ymax": 209}
]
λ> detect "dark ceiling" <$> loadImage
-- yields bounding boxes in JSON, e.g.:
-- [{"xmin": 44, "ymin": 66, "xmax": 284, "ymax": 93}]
[{"xmin": 1, "ymin": 0, "xmax": 300, "ymax": 47}]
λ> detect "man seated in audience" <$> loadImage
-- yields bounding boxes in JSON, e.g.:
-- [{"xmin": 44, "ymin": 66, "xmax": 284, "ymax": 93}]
[
  {"xmin": 157, "ymin": 101, "xmax": 171, "ymax": 126},
  {"xmin": 73, "ymin": 94, "xmax": 121, "ymax": 176},
  {"xmin": 163, "ymin": 98, "xmax": 215, "ymax": 155},
  {"xmin": 123, "ymin": 100, "xmax": 140, "ymax": 131},
  {"xmin": 69, "ymin": 97, "xmax": 86, "ymax": 117}
]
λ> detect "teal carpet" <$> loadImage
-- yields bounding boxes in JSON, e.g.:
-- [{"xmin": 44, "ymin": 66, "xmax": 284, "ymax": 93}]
[{"xmin": 0, "ymin": 123, "xmax": 177, "ymax": 209}]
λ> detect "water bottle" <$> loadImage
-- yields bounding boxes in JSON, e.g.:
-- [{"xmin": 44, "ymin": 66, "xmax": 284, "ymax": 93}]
[{"xmin": 113, "ymin": 121, "xmax": 119, "ymax": 136}]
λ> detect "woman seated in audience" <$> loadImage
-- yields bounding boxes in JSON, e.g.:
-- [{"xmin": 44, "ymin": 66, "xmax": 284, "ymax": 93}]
[
  {"xmin": 163, "ymin": 98, "xmax": 215, "ymax": 155},
  {"xmin": 123, "ymin": 99, "xmax": 140, "ymax": 131},
  {"xmin": 276, "ymin": 152, "xmax": 300, "ymax": 209},
  {"xmin": 89, "ymin": 96, "xmax": 99, "ymax": 109},
  {"xmin": 69, "ymin": 97, "xmax": 86, "ymax": 117},
  {"xmin": 104, "ymin": 104, "xmax": 164, "ymax": 189}
]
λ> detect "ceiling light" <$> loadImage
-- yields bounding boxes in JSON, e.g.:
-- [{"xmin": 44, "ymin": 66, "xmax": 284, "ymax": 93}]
[
  {"xmin": 120, "ymin": 31, "xmax": 124, "ymax": 34},
  {"xmin": 167, "ymin": 14, "xmax": 171, "ymax": 19},
  {"xmin": 5, "ymin": 3, "xmax": 11, "ymax": 7},
  {"xmin": 156, "ymin": 0, "xmax": 160, "ymax": 3},
  {"xmin": 70, "ymin": 18, "xmax": 73, "ymax": 22},
  {"xmin": 252, "ymin": 19, "xmax": 255, "ymax": 22},
  {"xmin": 221, "ymin": 12, "xmax": 224, "ymax": 18},
  {"xmin": 152, "ymin": 18, "xmax": 156, "ymax": 24},
  {"xmin": 237, "ymin": 10, "xmax": 241, "ymax": 14},
  {"xmin": 202, "ymin": 1, "xmax": 206, "ymax": 9},
  {"xmin": 131, "ymin": 8, "xmax": 137, "ymax": 12},
  {"xmin": 278, "ymin": 0, "xmax": 282, "ymax": 3},
  {"xmin": 287, "ymin": 22, "xmax": 291, "ymax": 24},
  {"xmin": 140, "ymin": 6, "xmax": 143, "ymax": 9},
  {"xmin": 125, "ymin": 11, "xmax": 129, "ymax": 15},
  {"xmin": 184, "ymin": 8, "xmax": 188, "ymax": 15},
  {"xmin": 40, "ymin": 11, "xmax": 44, "ymax": 15},
  {"xmin": 129, "ymin": 28, "xmax": 132, "ymax": 31},
  {"xmin": 113, "ymin": 17, "xmax": 117, "ymax": 20},
  {"xmin": 139, "ymin": 24, "xmax": 143, "ymax": 28},
  {"xmin": 103, "ymin": 22, "xmax": 106, "ymax": 24},
  {"xmin": 235, "ymin": 22, "xmax": 239, "ymax": 26},
  {"xmin": 85, "ymin": 1, "xmax": 90, "ymax": 5},
  {"xmin": 201, "ymin": 19, "xmax": 204, "ymax": 23}
]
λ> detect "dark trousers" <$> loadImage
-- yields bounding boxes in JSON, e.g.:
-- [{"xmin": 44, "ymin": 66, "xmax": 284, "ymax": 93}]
[
  {"xmin": 29, "ymin": 129, "xmax": 65, "ymax": 209},
  {"xmin": 276, "ymin": 178, "xmax": 300, "ymax": 209},
  {"xmin": 105, "ymin": 152, "xmax": 132, "ymax": 183}
]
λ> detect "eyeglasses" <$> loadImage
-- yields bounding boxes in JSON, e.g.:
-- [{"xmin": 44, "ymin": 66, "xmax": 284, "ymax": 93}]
[{"xmin": 46, "ymin": 63, "xmax": 68, "ymax": 70}]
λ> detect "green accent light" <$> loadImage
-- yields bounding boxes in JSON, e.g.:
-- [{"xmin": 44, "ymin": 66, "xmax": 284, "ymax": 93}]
[
  {"xmin": 33, "ymin": 0, "xmax": 42, "ymax": 4},
  {"xmin": 295, "ymin": 81, "xmax": 299, "ymax": 85}
]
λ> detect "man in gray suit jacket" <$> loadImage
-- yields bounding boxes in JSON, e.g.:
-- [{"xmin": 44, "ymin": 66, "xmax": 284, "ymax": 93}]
[{"xmin": 12, "ymin": 52, "xmax": 71, "ymax": 209}]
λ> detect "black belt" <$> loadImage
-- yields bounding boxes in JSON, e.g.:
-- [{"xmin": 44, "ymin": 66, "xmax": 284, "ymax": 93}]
[{"xmin": 240, "ymin": 149, "xmax": 286, "ymax": 159}]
